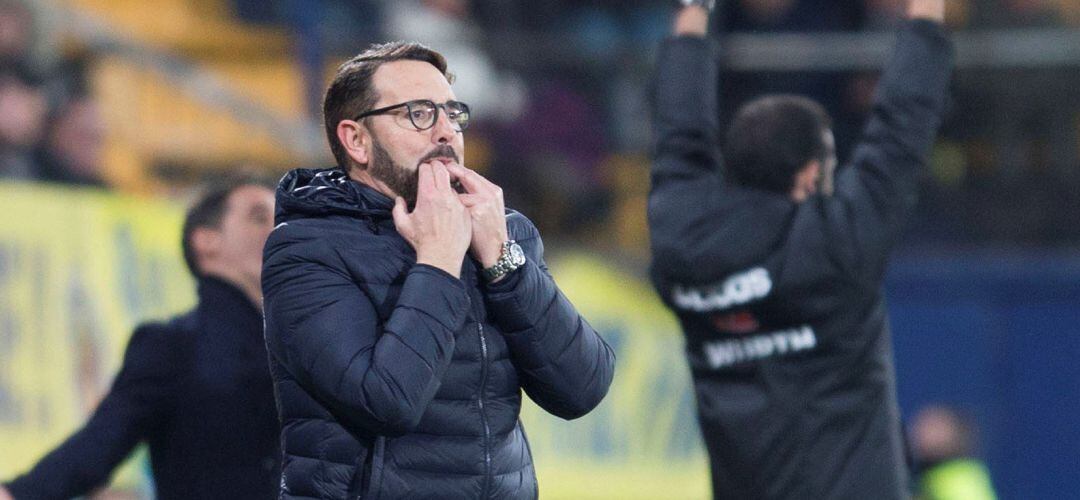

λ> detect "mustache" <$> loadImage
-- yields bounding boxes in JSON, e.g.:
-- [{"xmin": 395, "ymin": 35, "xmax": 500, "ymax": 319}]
[{"xmin": 417, "ymin": 145, "xmax": 460, "ymax": 166}]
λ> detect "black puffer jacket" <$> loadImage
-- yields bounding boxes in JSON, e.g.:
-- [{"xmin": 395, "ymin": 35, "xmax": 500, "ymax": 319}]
[{"xmin": 262, "ymin": 168, "xmax": 615, "ymax": 499}]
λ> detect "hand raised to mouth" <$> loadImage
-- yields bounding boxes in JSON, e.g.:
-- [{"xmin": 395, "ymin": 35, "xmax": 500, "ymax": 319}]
[
  {"xmin": 392, "ymin": 160, "xmax": 473, "ymax": 278},
  {"xmin": 444, "ymin": 162, "xmax": 509, "ymax": 270}
]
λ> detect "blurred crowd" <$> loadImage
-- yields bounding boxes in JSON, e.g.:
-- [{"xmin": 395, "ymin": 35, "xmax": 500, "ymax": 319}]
[
  {"xmin": 0, "ymin": 0, "xmax": 107, "ymax": 187},
  {"xmin": 3, "ymin": 0, "xmax": 1080, "ymax": 255},
  {"xmin": 235, "ymin": 0, "xmax": 1080, "ymax": 254}
]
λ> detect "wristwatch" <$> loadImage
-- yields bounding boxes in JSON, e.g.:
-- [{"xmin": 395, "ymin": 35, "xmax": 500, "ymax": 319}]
[
  {"xmin": 679, "ymin": 0, "xmax": 716, "ymax": 11},
  {"xmin": 483, "ymin": 240, "xmax": 526, "ymax": 282}
]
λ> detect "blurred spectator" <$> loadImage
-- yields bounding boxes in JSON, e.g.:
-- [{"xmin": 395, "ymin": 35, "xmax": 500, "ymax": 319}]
[
  {"xmin": 958, "ymin": 0, "xmax": 1080, "ymax": 186},
  {"xmin": 30, "ymin": 53, "xmax": 108, "ymax": 187},
  {"xmin": 2, "ymin": 182, "xmax": 281, "ymax": 499},
  {"xmin": 556, "ymin": 1, "xmax": 666, "ymax": 150},
  {"xmin": 35, "ymin": 92, "xmax": 107, "ymax": 186},
  {"xmin": 0, "ymin": 64, "xmax": 46, "ymax": 180},
  {"xmin": 0, "ymin": 0, "xmax": 33, "ymax": 66},
  {"xmin": 4, "ymin": 0, "xmax": 1077, "ymax": 251},
  {"xmin": 381, "ymin": 0, "xmax": 584, "ymax": 230},
  {"xmin": 382, "ymin": 0, "xmax": 527, "ymax": 124},
  {"xmin": 910, "ymin": 405, "xmax": 998, "ymax": 500},
  {"xmin": 489, "ymin": 79, "xmax": 609, "ymax": 235}
]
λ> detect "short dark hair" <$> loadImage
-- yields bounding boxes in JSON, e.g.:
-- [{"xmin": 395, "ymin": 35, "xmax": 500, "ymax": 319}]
[
  {"xmin": 323, "ymin": 41, "xmax": 452, "ymax": 171},
  {"xmin": 181, "ymin": 180, "xmax": 267, "ymax": 277},
  {"xmin": 724, "ymin": 95, "xmax": 832, "ymax": 194}
]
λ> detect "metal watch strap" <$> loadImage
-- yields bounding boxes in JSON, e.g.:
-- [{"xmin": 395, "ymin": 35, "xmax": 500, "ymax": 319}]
[{"xmin": 483, "ymin": 240, "xmax": 519, "ymax": 282}]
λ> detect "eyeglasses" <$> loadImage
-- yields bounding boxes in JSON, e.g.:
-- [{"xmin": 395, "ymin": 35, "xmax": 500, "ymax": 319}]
[{"xmin": 354, "ymin": 99, "xmax": 471, "ymax": 132}]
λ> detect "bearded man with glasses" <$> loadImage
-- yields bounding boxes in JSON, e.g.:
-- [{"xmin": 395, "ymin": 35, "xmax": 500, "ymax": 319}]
[{"xmin": 261, "ymin": 41, "xmax": 615, "ymax": 500}]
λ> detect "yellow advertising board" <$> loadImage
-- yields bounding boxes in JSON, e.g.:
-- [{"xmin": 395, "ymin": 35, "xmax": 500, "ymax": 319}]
[
  {"xmin": 0, "ymin": 182, "xmax": 193, "ymax": 493},
  {"xmin": 528, "ymin": 253, "xmax": 710, "ymax": 500},
  {"xmin": 0, "ymin": 182, "xmax": 709, "ymax": 498}
]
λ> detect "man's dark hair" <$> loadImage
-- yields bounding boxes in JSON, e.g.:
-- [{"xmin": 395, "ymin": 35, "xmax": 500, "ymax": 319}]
[
  {"xmin": 724, "ymin": 95, "xmax": 832, "ymax": 194},
  {"xmin": 181, "ymin": 179, "xmax": 268, "ymax": 278},
  {"xmin": 323, "ymin": 41, "xmax": 452, "ymax": 171}
]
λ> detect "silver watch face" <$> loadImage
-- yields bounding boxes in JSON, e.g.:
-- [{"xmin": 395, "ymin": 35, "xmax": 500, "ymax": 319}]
[{"xmin": 508, "ymin": 243, "xmax": 526, "ymax": 266}]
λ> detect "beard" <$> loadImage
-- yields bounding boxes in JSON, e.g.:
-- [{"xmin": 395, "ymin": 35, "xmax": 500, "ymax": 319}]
[
  {"xmin": 367, "ymin": 133, "xmax": 460, "ymax": 209},
  {"xmin": 368, "ymin": 137, "xmax": 419, "ymax": 208}
]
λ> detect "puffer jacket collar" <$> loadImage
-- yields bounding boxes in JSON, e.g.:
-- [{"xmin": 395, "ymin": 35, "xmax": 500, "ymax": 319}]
[{"xmin": 274, "ymin": 167, "xmax": 393, "ymax": 225}]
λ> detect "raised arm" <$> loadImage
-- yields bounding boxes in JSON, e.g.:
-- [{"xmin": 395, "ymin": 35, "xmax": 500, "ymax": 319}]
[
  {"xmin": 4, "ymin": 324, "xmax": 178, "ymax": 499},
  {"xmin": 909, "ymin": 0, "xmax": 945, "ymax": 22},
  {"xmin": 651, "ymin": 3, "xmax": 718, "ymax": 185},
  {"xmin": 828, "ymin": 0, "xmax": 953, "ymax": 278},
  {"xmin": 648, "ymin": 3, "xmax": 732, "ymax": 278},
  {"xmin": 673, "ymin": 3, "xmax": 710, "ymax": 37}
]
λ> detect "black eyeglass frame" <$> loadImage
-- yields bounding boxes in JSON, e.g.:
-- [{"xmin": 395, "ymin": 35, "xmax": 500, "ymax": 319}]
[{"xmin": 353, "ymin": 99, "xmax": 471, "ymax": 132}]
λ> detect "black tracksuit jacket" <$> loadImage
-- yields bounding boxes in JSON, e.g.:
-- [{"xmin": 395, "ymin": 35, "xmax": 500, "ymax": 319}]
[{"xmin": 649, "ymin": 20, "xmax": 954, "ymax": 499}]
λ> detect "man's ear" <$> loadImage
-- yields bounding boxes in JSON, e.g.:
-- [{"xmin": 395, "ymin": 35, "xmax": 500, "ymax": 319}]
[
  {"xmin": 790, "ymin": 160, "xmax": 821, "ymax": 202},
  {"xmin": 337, "ymin": 120, "xmax": 371, "ymax": 168}
]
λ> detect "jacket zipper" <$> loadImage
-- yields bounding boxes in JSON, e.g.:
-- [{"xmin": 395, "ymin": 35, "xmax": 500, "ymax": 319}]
[{"xmin": 478, "ymin": 321, "xmax": 492, "ymax": 498}]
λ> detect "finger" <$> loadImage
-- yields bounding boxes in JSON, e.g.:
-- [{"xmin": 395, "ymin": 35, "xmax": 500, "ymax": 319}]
[
  {"xmin": 444, "ymin": 163, "xmax": 466, "ymax": 189},
  {"xmin": 431, "ymin": 161, "xmax": 453, "ymax": 192},
  {"xmin": 424, "ymin": 159, "xmax": 446, "ymax": 177},
  {"xmin": 391, "ymin": 196, "xmax": 413, "ymax": 236},
  {"xmin": 443, "ymin": 163, "xmax": 480, "ymax": 192},
  {"xmin": 444, "ymin": 162, "xmax": 469, "ymax": 181},
  {"xmin": 457, "ymin": 193, "xmax": 482, "ymax": 207},
  {"xmin": 417, "ymin": 162, "xmax": 436, "ymax": 194},
  {"xmin": 448, "ymin": 163, "xmax": 498, "ymax": 195}
]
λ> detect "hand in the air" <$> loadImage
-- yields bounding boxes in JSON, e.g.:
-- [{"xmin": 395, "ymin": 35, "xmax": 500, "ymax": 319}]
[{"xmin": 908, "ymin": 0, "xmax": 945, "ymax": 22}]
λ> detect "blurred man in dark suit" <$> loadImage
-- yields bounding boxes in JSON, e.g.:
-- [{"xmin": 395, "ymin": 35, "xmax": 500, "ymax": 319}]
[{"xmin": 2, "ymin": 181, "xmax": 280, "ymax": 500}]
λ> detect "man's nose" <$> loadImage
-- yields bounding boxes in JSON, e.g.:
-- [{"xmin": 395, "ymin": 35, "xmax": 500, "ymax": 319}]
[{"xmin": 430, "ymin": 108, "xmax": 457, "ymax": 144}]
